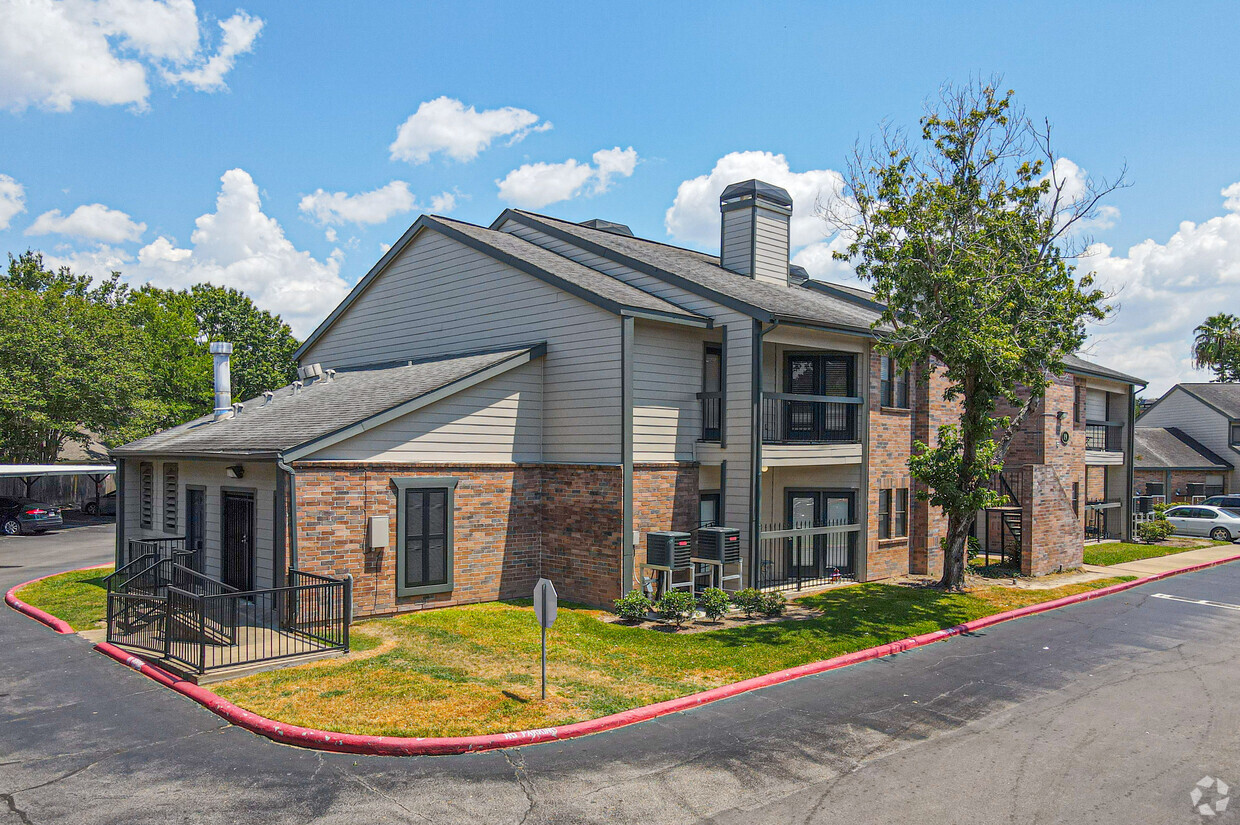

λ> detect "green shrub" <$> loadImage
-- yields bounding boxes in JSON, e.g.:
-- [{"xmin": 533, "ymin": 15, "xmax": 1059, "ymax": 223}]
[
  {"xmin": 697, "ymin": 587, "xmax": 731, "ymax": 622},
  {"xmin": 758, "ymin": 591, "xmax": 787, "ymax": 617},
  {"xmin": 1136, "ymin": 518, "xmax": 1175, "ymax": 544},
  {"xmin": 612, "ymin": 590, "xmax": 652, "ymax": 623},
  {"xmin": 1153, "ymin": 502, "xmax": 1171, "ymax": 517},
  {"xmin": 730, "ymin": 587, "xmax": 763, "ymax": 618},
  {"xmin": 966, "ymin": 535, "xmax": 980, "ymax": 561},
  {"xmin": 655, "ymin": 590, "xmax": 696, "ymax": 628}
]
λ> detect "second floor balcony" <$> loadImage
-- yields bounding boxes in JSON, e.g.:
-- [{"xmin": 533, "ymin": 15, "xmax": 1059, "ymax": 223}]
[{"xmin": 761, "ymin": 392, "xmax": 861, "ymax": 444}]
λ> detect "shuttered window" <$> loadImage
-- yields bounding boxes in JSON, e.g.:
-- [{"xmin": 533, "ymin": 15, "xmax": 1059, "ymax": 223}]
[
  {"xmin": 394, "ymin": 477, "xmax": 457, "ymax": 597},
  {"xmin": 1085, "ymin": 389, "xmax": 1108, "ymax": 421},
  {"xmin": 139, "ymin": 461, "xmax": 154, "ymax": 529},
  {"xmin": 163, "ymin": 463, "xmax": 179, "ymax": 533},
  {"xmin": 878, "ymin": 488, "xmax": 909, "ymax": 539},
  {"xmin": 880, "ymin": 357, "xmax": 910, "ymax": 408}
]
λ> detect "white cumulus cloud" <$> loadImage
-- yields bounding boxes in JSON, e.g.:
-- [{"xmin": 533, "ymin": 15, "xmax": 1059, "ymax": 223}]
[
  {"xmin": 41, "ymin": 169, "xmax": 350, "ymax": 336},
  {"xmin": 0, "ymin": 174, "xmax": 26, "ymax": 230},
  {"xmin": 665, "ymin": 150, "xmax": 846, "ymax": 250},
  {"xmin": 389, "ymin": 97, "xmax": 551, "ymax": 165},
  {"xmin": 298, "ymin": 181, "xmax": 457, "ymax": 227},
  {"xmin": 0, "ymin": 0, "xmax": 263, "ymax": 112},
  {"xmin": 496, "ymin": 146, "xmax": 638, "ymax": 209},
  {"xmin": 1081, "ymin": 184, "xmax": 1240, "ymax": 395},
  {"xmin": 27, "ymin": 202, "xmax": 146, "ymax": 242}
]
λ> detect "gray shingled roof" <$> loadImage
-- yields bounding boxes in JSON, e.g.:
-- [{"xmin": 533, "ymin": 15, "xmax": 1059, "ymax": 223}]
[
  {"xmin": 425, "ymin": 216, "xmax": 705, "ymax": 321},
  {"xmin": 1135, "ymin": 427, "xmax": 1233, "ymax": 470},
  {"xmin": 1176, "ymin": 383, "xmax": 1240, "ymax": 419},
  {"xmin": 504, "ymin": 211, "xmax": 886, "ymax": 334},
  {"xmin": 1061, "ymin": 354, "xmax": 1145, "ymax": 386},
  {"xmin": 113, "ymin": 347, "xmax": 540, "ymax": 458}
]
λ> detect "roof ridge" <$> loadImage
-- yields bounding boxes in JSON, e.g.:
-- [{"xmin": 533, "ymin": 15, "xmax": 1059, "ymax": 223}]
[{"xmin": 1166, "ymin": 426, "xmax": 1235, "ymax": 469}]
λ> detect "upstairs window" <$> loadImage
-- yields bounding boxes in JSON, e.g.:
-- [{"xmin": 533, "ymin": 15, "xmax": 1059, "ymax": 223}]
[
  {"xmin": 1231, "ymin": 423, "xmax": 1240, "ymax": 447},
  {"xmin": 394, "ymin": 477, "xmax": 457, "ymax": 597},
  {"xmin": 880, "ymin": 356, "xmax": 909, "ymax": 409},
  {"xmin": 701, "ymin": 343, "xmax": 723, "ymax": 442}
]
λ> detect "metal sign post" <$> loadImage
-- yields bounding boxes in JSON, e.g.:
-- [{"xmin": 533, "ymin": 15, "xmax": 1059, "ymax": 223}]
[{"xmin": 532, "ymin": 578, "xmax": 558, "ymax": 700}]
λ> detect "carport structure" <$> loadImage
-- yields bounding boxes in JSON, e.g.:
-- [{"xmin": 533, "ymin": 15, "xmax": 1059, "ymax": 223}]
[{"xmin": 0, "ymin": 464, "xmax": 116, "ymax": 511}]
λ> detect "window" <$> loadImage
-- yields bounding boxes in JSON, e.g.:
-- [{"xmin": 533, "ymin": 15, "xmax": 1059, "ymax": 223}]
[
  {"xmin": 699, "ymin": 492, "xmax": 721, "ymax": 527},
  {"xmin": 701, "ymin": 344, "xmax": 723, "ymax": 442},
  {"xmin": 1072, "ymin": 482, "xmax": 1080, "ymax": 516},
  {"xmin": 139, "ymin": 461, "xmax": 154, "ymax": 529},
  {"xmin": 1231, "ymin": 424, "xmax": 1240, "ymax": 446},
  {"xmin": 1073, "ymin": 384, "xmax": 1085, "ymax": 425},
  {"xmin": 394, "ymin": 477, "xmax": 457, "ymax": 596},
  {"xmin": 893, "ymin": 489, "xmax": 908, "ymax": 538},
  {"xmin": 880, "ymin": 356, "xmax": 909, "ymax": 408},
  {"xmin": 163, "ymin": 463, "xmax": 178, "ymax": 533},
  {"xmin": 878, "ymin": 488, "xmax": 909, "ymax": 539}
]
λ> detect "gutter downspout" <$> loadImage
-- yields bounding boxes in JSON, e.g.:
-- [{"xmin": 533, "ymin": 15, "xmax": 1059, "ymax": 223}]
[
  {"xmin": 277, "ymin": 456, "xmax": 298, "ymax": 572},
  {"xmin": 1125, "ymin": 385, "xmax": 1137, "ymax": 542}
]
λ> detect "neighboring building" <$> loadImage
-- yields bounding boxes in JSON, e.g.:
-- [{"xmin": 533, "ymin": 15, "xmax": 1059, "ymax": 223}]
[
  {"xmin": 1133, "ymin": 427, "xmax": 1232, "ymax": 501},
  {"xmin": 112, "ymin": 179, "xmax": 1145, "ymax": 617},
  {"xmin": 1136, "ymin": 384, "xmax": 1240, "ymax": 498}
]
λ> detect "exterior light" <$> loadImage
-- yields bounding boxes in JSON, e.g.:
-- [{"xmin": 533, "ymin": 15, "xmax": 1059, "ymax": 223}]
[{"xmin": 225, "ymin": 465, "xmax": 245, "ymax": 479}]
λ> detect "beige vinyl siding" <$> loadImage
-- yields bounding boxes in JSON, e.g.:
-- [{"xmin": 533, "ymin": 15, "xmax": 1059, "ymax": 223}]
[
  {"xmin": 307, "ymin": 360, "xmax": 543, "ymax": 463},
  {"xmin": 633, "ymin": 320, "xmax": 703, "ymax": 462},
  {"xmin": 751, "ymin": 210, "xmax": 789, "ymax": 286},
  {"xmin": 121, "ymin": 458, "xmax": 279, "ymax": 589},
  {"xmin": 1085, "ymin": 388, "xmax": 1108, "ymax": 420},
  {"xmin": 719, "ymin": 209, "xmax": 753, "ymax": 275},
  {"xmin": 499, "ymin": 219, "xmax": 759, "ymax": 551},
  {"xmin": 299, "ymin": 229, "xmax": 621, "ymax": 464}
]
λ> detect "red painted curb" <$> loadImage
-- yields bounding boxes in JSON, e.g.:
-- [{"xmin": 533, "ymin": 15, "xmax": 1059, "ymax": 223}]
[
  {"xmin": 30, "ymin": 552, "xmax": 1240, "ymax": 755},
  {"xmin": 4, "ymin": 564, "xmax": 111, "ymax": 635}
]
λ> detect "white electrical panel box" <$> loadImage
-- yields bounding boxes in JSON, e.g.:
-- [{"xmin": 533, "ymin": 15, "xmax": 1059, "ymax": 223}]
[{"xmin": 368, "ymin": 516, "xmax": 390, "ymax": 549}]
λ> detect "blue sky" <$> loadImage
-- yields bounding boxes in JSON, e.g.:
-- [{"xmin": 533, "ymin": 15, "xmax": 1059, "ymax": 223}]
[{"xmin": 3, "ymin": 0, "xmax": 1240, "ymax": 394}]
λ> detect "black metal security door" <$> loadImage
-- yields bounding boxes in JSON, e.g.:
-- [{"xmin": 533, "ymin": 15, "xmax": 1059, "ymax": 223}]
[
  {"xmin": 186, "ymin": 488, "xmax": 205, "ymax": 571},
  {"xmin": 221, "ymin": 492, "xmax": 254, "ymax": 592},
  {"xmin": 785, "ymin": 489, "xmax": 856, "ymax": 579},
  {"xmin": 784, "ymin": 353, "xmax": 854, "ymax": 441}
]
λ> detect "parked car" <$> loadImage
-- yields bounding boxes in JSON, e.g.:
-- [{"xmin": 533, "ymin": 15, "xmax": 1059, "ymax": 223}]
[
  {"xmin": 1163, "ymin": 505, "xmax": 1240, "ymax": 542},
  {"xmin": 0, "ymin": 497, "xmax": 64, "ymax": 536},
  {"xmin": 1203, "ymin": 495, "xmax": 1240, "ymax": 509},
  {"xmin": 83, "ymin": 491, "xmax": 116, "ymax": 516}
]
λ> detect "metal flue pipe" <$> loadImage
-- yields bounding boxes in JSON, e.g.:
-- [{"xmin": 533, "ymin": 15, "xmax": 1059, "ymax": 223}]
[{"xmin": 210, "ymin": 341, "xmax": 234, "ymax": 420}]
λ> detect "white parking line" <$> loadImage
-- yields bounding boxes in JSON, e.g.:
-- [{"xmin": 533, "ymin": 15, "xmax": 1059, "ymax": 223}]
[{"xmin": 1152, "ymin": 593, "xmax": 1240, "ymax": 612}]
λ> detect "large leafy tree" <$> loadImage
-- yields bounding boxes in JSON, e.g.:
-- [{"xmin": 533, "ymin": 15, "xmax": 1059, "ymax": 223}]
[
  {"xmin": 189, "ymin": 284, "xmax": 300, "ymax": 402},
  {"xmin": 833, "ymin": 82, "xmax": 1119, "ymax": 589},
  {"xmin": 0, "ymin": 253, "xmax": 150, "ymax": 461},
  {"xmin": 1192, "ymin": 313, "xmax": 1240, "ymax": 382}
]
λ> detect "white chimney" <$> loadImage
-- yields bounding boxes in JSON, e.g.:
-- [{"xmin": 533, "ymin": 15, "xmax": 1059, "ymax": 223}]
[
  {"xmin": 719, "ymin": 179, "xmax": 793, "ymax": 286},
  {"xmin": 210, "ymin": 341, "xmax": 233, "ymax": 421}
]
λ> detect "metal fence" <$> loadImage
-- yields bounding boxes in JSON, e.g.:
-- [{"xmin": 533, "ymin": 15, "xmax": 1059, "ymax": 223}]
[
  {"xmin": 105, "ymin": 559, "xmax": 349, "ymax": 675},
  {"xmin": 756, "ymin": 520, "xmax": 858, "ymax": 590},
  {"xmin": 760, "ymin": 394, "xmax": 860, "ymax": 444},
  {"xmin": 124, "ymin": 536, "xmax": 193, "ymax": 568}
]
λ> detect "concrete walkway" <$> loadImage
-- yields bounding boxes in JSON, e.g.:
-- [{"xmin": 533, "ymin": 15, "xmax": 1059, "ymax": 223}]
[{"xmin": 1083, "ymin": 541, "xmax": 1240, "ymax": 577}]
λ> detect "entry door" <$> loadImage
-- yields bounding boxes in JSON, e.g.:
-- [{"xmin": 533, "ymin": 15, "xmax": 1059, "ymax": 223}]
[
  {"xmin": 784, "ymin": 354, "xmax": 854, "ymax": 442},
  {"xmin": 786, "ymin": 490, "xmax": 856, "ymax": 577},
  {"xmin": 221, "ymin": 492, "xmax": 255, "ymax": 591},
  {"xmin": 186, "ymin": 488, "xmax": 205, "ymax": 571}
]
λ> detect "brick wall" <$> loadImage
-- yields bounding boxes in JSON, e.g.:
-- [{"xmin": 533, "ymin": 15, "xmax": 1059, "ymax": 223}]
[
  {"xmin": 539, "ymin": 464, "xmax": 624, "ymax": 607},
  {"xmin": 866, "ymin": 351, "xmax": 914, "ymax": 580},
  {"xmin": 292, "ymin": 462, "xmax": 633, "ymax": 617},
  {"xmin": 293, "ymin": 462, "xmax": 542, "ymax": 618},
  {"xmin": 910, "ymin": 359, "xmax": 958, "ymax": 576},
  {"xmin": 1135, "ymin": 469, "xmax": 1225, "ymax": 500},
  {"xmin": 1021, "ymin": 464, "xmax": 1085, "ymax": 575},
  {"xmin": 632, "ymin": 462, "xmax": 699, "ymax": 590}
]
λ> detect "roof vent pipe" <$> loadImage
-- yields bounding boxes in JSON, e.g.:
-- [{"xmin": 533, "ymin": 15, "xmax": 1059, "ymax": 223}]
[
  {"xmin": 263, "ymin": 391, "xmax": 274, "ymax": 405},
  {"xmin": 210, "ymin": 342, "xmax": 233, "ymax": 421},
  {"xmin": 719, "ymin": 179, "xmax": 793, "ymax": 287}
]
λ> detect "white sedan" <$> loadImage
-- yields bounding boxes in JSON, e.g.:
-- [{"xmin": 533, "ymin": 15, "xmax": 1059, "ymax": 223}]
[{"xmin": 1163, "ymin": 505, "xmax": 1240, "ymax": 542}]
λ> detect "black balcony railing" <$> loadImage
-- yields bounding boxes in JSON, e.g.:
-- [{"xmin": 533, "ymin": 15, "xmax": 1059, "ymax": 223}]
[
  {"xmin": 698, "ymin": 391, "xmax": 722, "ymax": 441},
  {"xmin": 1085, "ymin": 422, "xmax": 1121, "ymax": 452},
  {"xmin": 756, "ymin": 521, "xmax": 859, "ymax": 590},
  {"xmin": 761, "ymin": 393, "xmax": 861, "ymax": 444}
]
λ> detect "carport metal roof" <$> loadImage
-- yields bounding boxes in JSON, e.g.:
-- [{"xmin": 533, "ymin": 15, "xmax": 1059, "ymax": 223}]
[{"xmin": 0, "ymin": 464, "xmax": 115, "ymax": 478}]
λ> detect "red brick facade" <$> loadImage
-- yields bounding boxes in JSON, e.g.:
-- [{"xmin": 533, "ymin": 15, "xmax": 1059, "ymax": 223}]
[
  {"xmin": 1134, "ymin": 469, "xmax": 1227, "ymax": 501},
  {"xmin": 291, "ymin": 460, "xmax": 698, "ymax": 617},
  {"xmin": 866, "ymin": 351, "xmax": 914, "ymax": 580},
  {"xmin": 909, "ymin": 360, "xmax": 958, "ymax": 577}
]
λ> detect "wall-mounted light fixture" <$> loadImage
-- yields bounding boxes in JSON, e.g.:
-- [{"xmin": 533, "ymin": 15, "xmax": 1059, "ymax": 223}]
[
  {"xmin": 225, "ymin": 464, "xmax": 245, "ymax": 479},
  {"xmin": 1056, "ymin": 410, "xmax": 1068, "ymax": 422}
]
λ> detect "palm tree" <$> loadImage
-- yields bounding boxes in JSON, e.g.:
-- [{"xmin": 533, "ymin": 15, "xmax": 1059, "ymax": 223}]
[{"xmin": 1193, "ymin": 313, "xmax": 1240, "ymax": 382}]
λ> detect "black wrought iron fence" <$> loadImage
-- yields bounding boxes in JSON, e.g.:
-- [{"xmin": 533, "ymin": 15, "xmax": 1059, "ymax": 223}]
[
  {"xmin": 761, "ymin": 394, "xmax": 859, "ymax": 443},
  {"xmin": 756, "ymin": 520, "xmax": 858, "ymax": 590},
  {"xmin": 698, "ymin": 391, "xmax": 722, "ymax": 441}
]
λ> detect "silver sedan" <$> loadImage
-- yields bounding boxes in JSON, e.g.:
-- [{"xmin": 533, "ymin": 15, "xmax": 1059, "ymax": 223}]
[{"xmin": 1163, "ymin": 505, "xmax": 1240, "ymax": 542}]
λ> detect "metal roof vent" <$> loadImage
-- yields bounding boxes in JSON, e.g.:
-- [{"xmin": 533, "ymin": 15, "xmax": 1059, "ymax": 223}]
[
  {"xmin": 788, "ymin": 264, "xmax": 810, "ymax": 285},
  {"xmin": 263, "ymin": 391, "xmax": 274, "ymax": 405},
  {"xmin": 232, "ymin": 402, "xmax": 244, "ymax": 416},
  {"xmin": 209, "ymin": 341, "xmax": 233, "ymax": 421},
  {"xmin": 298, "ymin": 363, "xmax": 324, "ymax": 383},
  {"xmin": 325, "ymin": 369, "xmax": 336, "ymax": 382},
  {"xmin": 293, "ymin": 380, "xmax": 304, "ymax": 394},
  {"xmin": 578, "ymin": 218, "xmax": 634, "ymax": 237}
]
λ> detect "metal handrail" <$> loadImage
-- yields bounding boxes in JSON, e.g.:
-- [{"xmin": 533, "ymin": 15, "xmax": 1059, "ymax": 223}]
[{"xmin": 103, "ymin": 552, "xmax": 157, "ymax": 591}]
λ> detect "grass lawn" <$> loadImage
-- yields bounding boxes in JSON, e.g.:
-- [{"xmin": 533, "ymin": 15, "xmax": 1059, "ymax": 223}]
[
  {"xmin": 15, "ymin": 566, "xmax": 112, "ymax": 631},
  {"xmin": 214, "ymin": 577, "xmax": 1132, "ymax": 738},
  {"xmin": 1082, "ymin": 541, "xmax": 1228, "ymax": 567}
]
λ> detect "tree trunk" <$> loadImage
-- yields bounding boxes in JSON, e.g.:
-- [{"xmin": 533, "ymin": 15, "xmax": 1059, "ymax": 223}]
[{"xmin": 938, "ymin": 512, "xmax": 975, "ymax": 590}]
